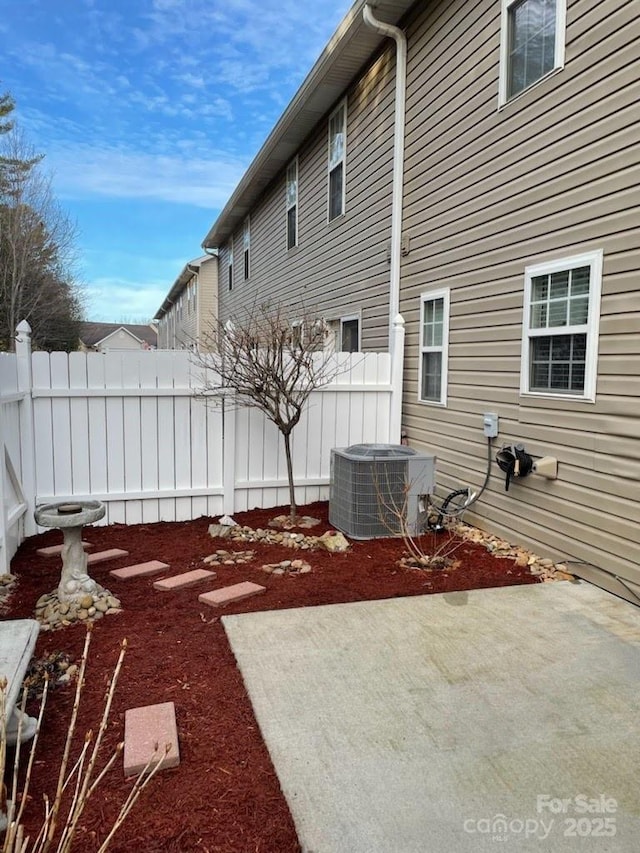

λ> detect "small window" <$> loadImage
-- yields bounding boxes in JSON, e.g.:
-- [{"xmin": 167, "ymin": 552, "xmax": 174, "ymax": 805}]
[
  {"xmin": 520, "ymin": 251, "xmax": 602, "ymax": 401},
  {"xmin": 340, "ymin": 316, "xmax": 359, "ymax": 353},
  {"xmin": 419, "ymin": 289, "xmax": 450, "ymax": 405},
  {"xmin": 286, "ymin": 159, "xmax": 298, "ymax": 249},
  {"xmin": 499, "ymin": 0, "xmax": 566, "ymax": 104},
  {"xmin": 227, "ymin": 245, "xmax": 233, "ymax": 292},
  {"xmin": 291, "ymin": 320, "xmax": 303, "ymax": 349},
  {"xmin": 243, "ymin": 218, "xmax": 250, "ymax": 280},
  {"xmin": 328, "ymin": 101, "xmax": 346, "ymax": 221}
]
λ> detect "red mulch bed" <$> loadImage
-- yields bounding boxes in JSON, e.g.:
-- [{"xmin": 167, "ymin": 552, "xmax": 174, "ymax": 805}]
[{"xmin": 5, "ymin": 502, "xmax": 538, "ymax": 852}]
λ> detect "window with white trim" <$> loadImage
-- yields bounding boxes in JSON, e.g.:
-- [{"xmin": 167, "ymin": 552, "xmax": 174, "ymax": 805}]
[
  {"xmin": 419, "ymin": 289, "xmax": 450, "ymax": 405},
  {"xmin": 286, "ymin": 159, "xmax": 298, "ymax": 249},
  {"xmin": 520, "ymin": 251, "xmax": 602, "ymax": 401},
  {"xmin": 291, "ymin": 320, "xmax": 303, "ymax": 349},
  {"xmin": 499, "ymin": 0, "xmax": 566, "ymax": 104},
  {"xmin": 328, "ymin": 101, "xmax": 346, "ymax": 221},
  {"xmin": 243, "ymin": 218, "xmax": 250, "ymax": 280},
  {"xmin": 340, "ymin": 316, "xmax": 359, "ymax": 353},
  {"xmin": 227, "ymin": 244, "xmax": 233, "ymax": 292}
]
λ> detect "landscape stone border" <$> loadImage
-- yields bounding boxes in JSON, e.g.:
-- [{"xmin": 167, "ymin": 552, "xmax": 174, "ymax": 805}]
[
  {"xmin": 262, "ymin": 560, "xmax": 312, "ymax": 575},
  {"xmin": 35, "ymin": 589, "xmax": 122, "ymax": 632},
  {"xmin": 447, "ymin": 519, "xmax": 574, "ymax": 582},
  {"xmin": 203, "ymin": 549, "xmax": 256, "ymax": 567}
]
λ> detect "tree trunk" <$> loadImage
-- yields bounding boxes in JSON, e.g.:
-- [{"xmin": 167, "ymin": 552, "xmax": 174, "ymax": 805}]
[{"xmin": 282, "ymin": 430, "xmax": 297, "ymax": 522}]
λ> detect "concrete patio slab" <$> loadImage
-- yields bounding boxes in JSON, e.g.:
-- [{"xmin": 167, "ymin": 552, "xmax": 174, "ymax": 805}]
[{"xmin": 223, "ymin": 581, "xmax": 640, "ymax": 852}]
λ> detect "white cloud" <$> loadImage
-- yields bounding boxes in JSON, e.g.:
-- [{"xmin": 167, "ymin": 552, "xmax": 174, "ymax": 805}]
[
  {"xmin": 87, "ymin": 278, "xmax": 169, "ymax": 323},
  {"xmin": 48, "ymin": 143, "xmax": 246, "ymax": 208}
]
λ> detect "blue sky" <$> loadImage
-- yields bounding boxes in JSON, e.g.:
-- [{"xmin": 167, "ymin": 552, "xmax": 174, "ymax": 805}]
[{"xmin": 0, "ymin": 0, "xmax": 353, "ymax": 322}]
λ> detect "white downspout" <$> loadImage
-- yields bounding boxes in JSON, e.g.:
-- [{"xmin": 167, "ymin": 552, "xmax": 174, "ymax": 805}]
[{"xmin": 363, "ymin": 3, "xmax": 407, "ymax": 443}]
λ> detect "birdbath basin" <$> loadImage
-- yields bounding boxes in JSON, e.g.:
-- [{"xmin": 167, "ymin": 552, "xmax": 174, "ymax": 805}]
[{"xmin": 35, "ymin": 500, "xmax": 106, "ymax": 602}]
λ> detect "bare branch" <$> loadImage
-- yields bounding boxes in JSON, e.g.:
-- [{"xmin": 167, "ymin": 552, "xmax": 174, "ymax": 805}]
[{"xmin": 194, "ymin": 302, "xmax": 348, "ymax": 520}]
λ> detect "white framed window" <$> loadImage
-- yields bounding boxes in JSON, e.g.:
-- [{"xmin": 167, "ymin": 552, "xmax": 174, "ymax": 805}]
[
  {"xmin": 520, "ymin": 250, "xmax": 603, "ymax": 402},
  {"xmin": 227, "ymin": 244, "xmax": 233, "ymax": 292},
  {"xmin": 418, "ymin": 289, "xmax": 450, "ymax": 405},
  {"xmin": 243, "ymin": 218, "xmax": 250, "ymax": 280},
  {"xmin": 323, "ymin": 314, "xmax": 359, "ymax": 353},
  {"xmin": 290, "ymin": 319, "xmax": 303, "ymax": 349},
  {"xmin": 286, "ymin": 159, "xmax": 298, "ymax": 249},
  {"xmin": 499, "ymin": 0, "xmax": 566, "ymax": 105},
  {"xmin": 328, "ymin": 100, "xmax": 346, "ymax": 221},
  {"xmin": 340, "ymin": 315, "xmax": 360, "ymax": 353}
]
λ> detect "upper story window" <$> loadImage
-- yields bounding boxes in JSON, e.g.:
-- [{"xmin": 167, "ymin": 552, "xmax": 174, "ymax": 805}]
[
  {"xmin": 243, "ymin": 218, "xmax": 250, "ymax": 280},
  {"xmin": 499, "ymin": 0, "xmax": 566, "ymax": 105},
  {"xmin": 520, "ymin": 250, "xmax": 602, "ymax": 402},
  {"xmin": 286, "ymin": 159, "xmax": 298, "ymax": 249},
  {"xmin": 328, "ymin": 100, "xmax": 346, "ymax": 221},
  {"xmin": 419, "ymin": 289, "xmax": 450, "ymax": 406},
  {"xmin": 227, "ymin": 244, "xmax": 233, "ymax": 292}
]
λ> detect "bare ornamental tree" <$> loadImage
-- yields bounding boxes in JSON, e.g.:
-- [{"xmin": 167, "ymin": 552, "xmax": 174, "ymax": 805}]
[{"xmin": 195, "ymin": 304, "xmax": 345, "ymax": 522}]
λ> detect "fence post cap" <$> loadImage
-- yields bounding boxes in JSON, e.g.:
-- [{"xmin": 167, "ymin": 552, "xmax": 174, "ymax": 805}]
[{"xmin": 16, "ymin": 320, "xmax": 32, "ymax": 335}]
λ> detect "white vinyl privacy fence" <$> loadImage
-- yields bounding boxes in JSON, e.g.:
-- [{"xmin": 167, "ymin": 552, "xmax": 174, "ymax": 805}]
[{"xmin": 0, "ymin": 323, "xmax": 392, "ymax": 572}]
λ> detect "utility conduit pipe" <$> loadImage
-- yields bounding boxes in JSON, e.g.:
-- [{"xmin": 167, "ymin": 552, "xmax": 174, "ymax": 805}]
[{"xmin": 363, "ymin": 4, "xmax": 407, "ymax": 442}]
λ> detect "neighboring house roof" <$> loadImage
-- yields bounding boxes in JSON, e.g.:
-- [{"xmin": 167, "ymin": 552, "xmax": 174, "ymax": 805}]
[
  {"xmin": 79, "ymin": 322, "xmax": 157, "ymax": 349},
  {"xmin": 154, "ymin": 253, "xmax": 217, "ymax": 320},
  {"xmin": 202, "ymin": 0, "xmax": 414, "ymax": 250}
]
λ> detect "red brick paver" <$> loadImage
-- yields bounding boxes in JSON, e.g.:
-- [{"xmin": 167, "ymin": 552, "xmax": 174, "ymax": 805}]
[
  {"xmin": 86, "ymin": 549, "xmax": 129, "ymax": 565},
  {"xmin": 198, "ymin": 581, "xmax": 266, "ymax": 607},
  {"xmin": 36, "ymin": 542, "xmax": 91, "ymax": 557},
  {"xmin": 110, "ymin": 560, "xmax": 170, "ymax": 580},
  {"xmin": 153, "ymin": 569, "xmax": 216, "ymax": 591},
  {"xmin": 123, "ymin": 701, "xmax": 180, "ymax": 778}
]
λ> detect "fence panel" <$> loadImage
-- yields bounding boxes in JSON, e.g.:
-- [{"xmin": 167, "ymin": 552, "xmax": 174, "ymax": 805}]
[
  {"xmin": 0, "ymin": 353, "xmax": 27, "ymax": 572},
  {"xmin": 32, "ymin": 350, "xmax": 226, "ymax": 525},
  {"xmin": 3, "ymin": 346, "xmax": 392, "ymax": 550}
]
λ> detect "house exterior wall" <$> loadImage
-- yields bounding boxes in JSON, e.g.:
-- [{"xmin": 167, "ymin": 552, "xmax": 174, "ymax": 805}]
[
  {"xmin": 157, "ymin": 289, "xmax": 190, "ymax": 349},
  {"xmin": 217, "ymin": 48, "xmax": 398, "ymax": 351},
  {"xmin": 197, "ymin": 255, "xmax": 218, "ymax": 348},
  {"xmin": 94, "ymin": 330, "xmax": 146, "ymax": 351},
  {"xmin": 157, "ymin": 256, "xmax": 218, "ymax": 350},
  {"xmin": 400, "ymin": 0, "xmax": 640, "ymax": 596}
]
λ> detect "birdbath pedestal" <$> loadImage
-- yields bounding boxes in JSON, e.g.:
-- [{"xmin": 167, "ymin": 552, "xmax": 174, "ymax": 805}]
[{"xmin": 34, "ymin": 500, "xmax": 106, "ymax": 602}]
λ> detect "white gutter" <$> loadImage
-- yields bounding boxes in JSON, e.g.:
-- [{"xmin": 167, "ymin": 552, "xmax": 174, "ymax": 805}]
[{"xmin": 363, "ymin": 3, "xmax": 407, "ymax": 442}]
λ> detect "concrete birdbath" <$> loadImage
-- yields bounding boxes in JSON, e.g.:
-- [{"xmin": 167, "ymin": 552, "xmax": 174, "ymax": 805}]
[{"xmin": 35, "ymin": 500, "xmax": 107, "ymax": 602}]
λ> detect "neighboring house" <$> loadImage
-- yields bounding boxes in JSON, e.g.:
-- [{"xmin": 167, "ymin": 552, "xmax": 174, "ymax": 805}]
[
  {"xmin": 200, "ymin": 0, "xmax": 639, "ymax": 603},
  {"xmin": 155, "ymin": 254, "xmax": 218, "ymax": 350},
  {"xmin": 78, "ymin": 322, "xmax": 157, "ymax": 352}
]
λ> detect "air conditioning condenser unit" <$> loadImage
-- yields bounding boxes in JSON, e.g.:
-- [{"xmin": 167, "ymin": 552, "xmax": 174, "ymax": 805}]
[{"xmin": 329, "ymin": 444, "xmax": 436, "ymax": 539}]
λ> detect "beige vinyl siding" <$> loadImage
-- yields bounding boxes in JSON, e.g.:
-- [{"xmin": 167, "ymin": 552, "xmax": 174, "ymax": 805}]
[
  {"xmin": 158, "ymin": 259, "xmax": 218, "ymax": 351},
  {"xmin": 217, "ymin": 49, "xmax": 397, "ymax": 351},
  {"xmin": 196, "ymin": 257, "xmax": 218, "ymax": 348},
  {"xmin": 401, "ymin": 0, "xmax": 640, "ymax": 599},
  {"xmin": 181, "ymin": 277, "xmax": 198, "ymax": 347}
]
